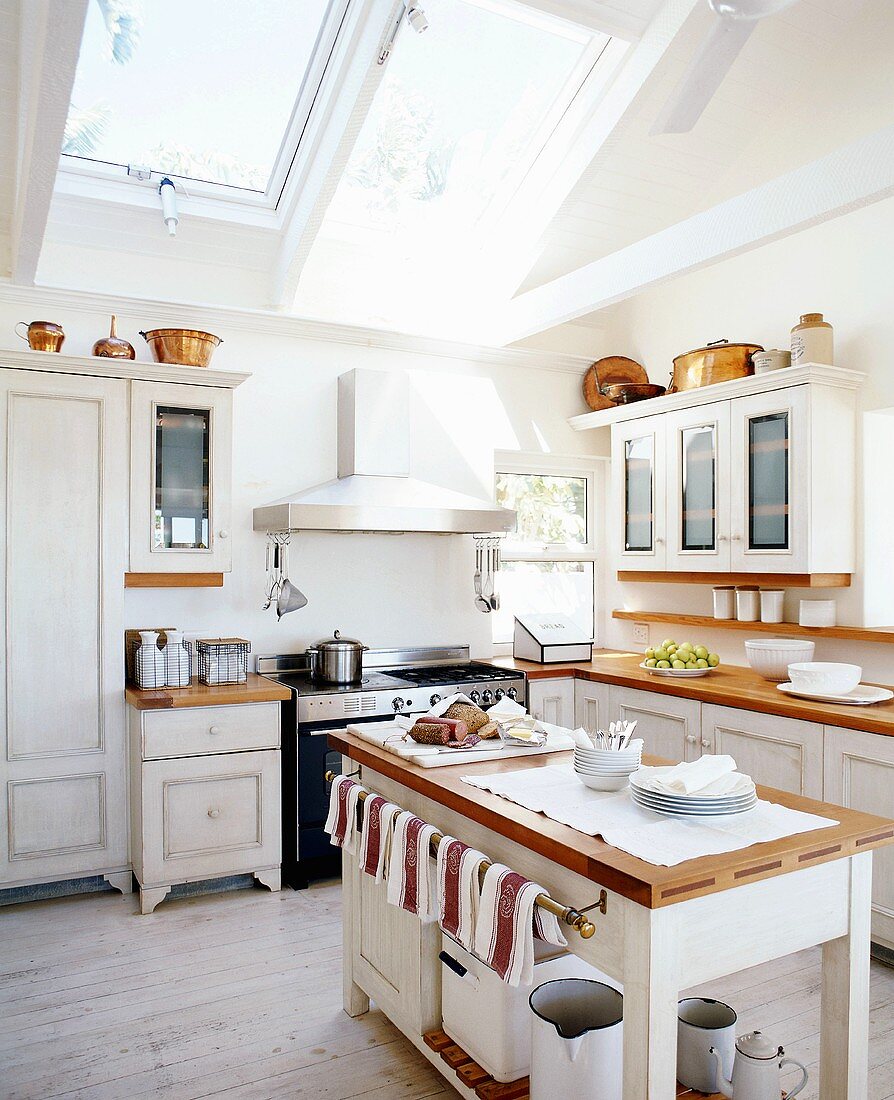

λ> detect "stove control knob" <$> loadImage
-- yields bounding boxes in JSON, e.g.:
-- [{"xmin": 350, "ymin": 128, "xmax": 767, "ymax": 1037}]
[
  {"xmin": 430, "ymin": 693, "xmax": 441, "ymax": 708},
  {"xmin": 392, "ymin": 696, "xmax": 406, "ymax": 713},
  {"xmin": 481, "ymin": 689, "xmax": 494, "ymax": 705},
  {"xmin": 469, "ymin": 690, "xmax": 482, "ymax": 705},
  {"xmin": 507, "ymin": 687, "xmax": 518, "ymax": 701},
  {"xmin": 494, "ymin": 688, "xmax": 505, "ymax": 701}
]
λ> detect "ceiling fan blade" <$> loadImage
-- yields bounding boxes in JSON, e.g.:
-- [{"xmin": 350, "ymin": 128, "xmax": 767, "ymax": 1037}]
[{"xmin": 650, "ymin": 15, "xmax": 756, "ymax": 136}]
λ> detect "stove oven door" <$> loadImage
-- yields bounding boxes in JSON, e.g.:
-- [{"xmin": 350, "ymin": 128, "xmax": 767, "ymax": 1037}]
[{"xmin": 296, "ymin": 726, "xmax": 345, "ymax": 878}]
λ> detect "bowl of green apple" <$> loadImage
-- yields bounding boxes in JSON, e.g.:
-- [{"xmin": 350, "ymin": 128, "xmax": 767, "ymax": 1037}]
[{"xmin": 640, "ymin": 639, "xmax": 720, "ymax": 677}]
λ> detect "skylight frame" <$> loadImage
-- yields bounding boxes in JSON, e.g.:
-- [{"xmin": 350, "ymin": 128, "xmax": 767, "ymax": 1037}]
[{"xmin": 56, "ymin": 0, "xmax": 355, "ymax": 217}]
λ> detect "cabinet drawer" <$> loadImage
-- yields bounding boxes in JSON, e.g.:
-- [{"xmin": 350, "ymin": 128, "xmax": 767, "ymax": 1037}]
[
  {"xmin": 140, "ymin": 750, "xmax": 280, "ymax": 885},
  {"xmin": 141, "ymin": 703, "xmax": 280, "ymax": 760}
]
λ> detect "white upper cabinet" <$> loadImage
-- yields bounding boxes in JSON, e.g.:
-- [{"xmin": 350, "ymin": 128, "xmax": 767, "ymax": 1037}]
[
  {"xmin": 130, "ymin": 381, "xmax": 233, "ymax": 573},
  {"xmin": 612, "ymin": 377, "xmax": 857, "ymax": 576}
]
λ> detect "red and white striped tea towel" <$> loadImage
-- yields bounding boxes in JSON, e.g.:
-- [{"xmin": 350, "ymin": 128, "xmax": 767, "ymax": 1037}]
[
  {"xmin": 437, "ymin": 836, "xmax": 488, "ymax": 951},
  {"xmin": 474, "ymin": 863, "xmax": 567, "ymax": 987},
  {"xmin": 386, "ymin": 810, "xmax": 438, "ymax": 920},
  {"xmin": 358, "ymin": 794, "xmax": 402, "ymax": 882},
  {"xmin": 323, "ymin": 776, "xmax": 363, "ymax": 854}
]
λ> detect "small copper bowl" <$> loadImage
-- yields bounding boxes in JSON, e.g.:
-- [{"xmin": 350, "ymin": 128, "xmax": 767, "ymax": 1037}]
[
  {"xmin": 139, "ymin": 328, "xmax": 222, "ymax": 367},
  {"xmin": 602, "ymin": 382, "xmax": 666, "ymax": 404}
]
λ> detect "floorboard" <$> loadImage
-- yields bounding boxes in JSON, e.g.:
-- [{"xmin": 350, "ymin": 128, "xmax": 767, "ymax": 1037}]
[{"xmin": 2, "ymin": 880, "xmax": 894, "ymax": 1099}]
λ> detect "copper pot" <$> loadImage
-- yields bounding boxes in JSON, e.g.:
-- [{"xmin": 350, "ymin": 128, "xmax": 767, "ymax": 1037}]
[
  {"xmin": 669, "ymin": 339, "xmax": 763, "ymax": 393},
  {"xmin": 16, "ymin": 320, "xmax": 65, "ymax": 352},
  {"xmin": 139, "ymin": 328, "xmax": 222, "ymax": 367},
  {"xmin": 93, "ymin": 315, "xmax": 135, "ymax": 359},
  {"xmin": 602, "ymin": 382, "xmax": 666, "ymax": 404}
]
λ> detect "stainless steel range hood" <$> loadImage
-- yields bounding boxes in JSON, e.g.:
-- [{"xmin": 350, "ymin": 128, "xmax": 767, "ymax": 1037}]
[{"xmin": 253, "ymin": 370, "xmax": 516, "ymax": 535}]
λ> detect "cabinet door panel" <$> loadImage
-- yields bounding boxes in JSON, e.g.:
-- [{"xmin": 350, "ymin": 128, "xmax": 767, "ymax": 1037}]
[
  {"xmin": 702, "ymin": 704, "xmax": 822, "ymax": 797},
  {"xmin": 528, "ymin": 679, "xmax": 574, "ymax": 728},
  {"xmin": 612, "ymin": 417, "xmax": 666, "ymax": 569},
  {"xmin": 666, "ymin": 402, "xmax": 730, "ymax": 571},
  {"xmin": 130, "ymin": 381, "xmax": 232, "ymax": 573},
  {"xmin": 608, "ymin": 687, "xmax": 700, "ymax": 763},
  {"xmin": 730, "ymin": 388, "xmax": 808, "ymax": 572},
  {"xmin": 574, "ymin": 680, "xmax": 611, "ymax": 734},
  {"xmin": 824, "ymin": 726, "xmax": 894, "ymax": 949},
  {"xmin": 0, "ymin": 370, "xmax": 128, "ymax": 887}
]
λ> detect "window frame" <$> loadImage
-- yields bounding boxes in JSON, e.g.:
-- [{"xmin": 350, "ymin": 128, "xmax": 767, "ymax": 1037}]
[{"xmin": 492, "ymin": 451, "xmax": 605, "ymax": 653}]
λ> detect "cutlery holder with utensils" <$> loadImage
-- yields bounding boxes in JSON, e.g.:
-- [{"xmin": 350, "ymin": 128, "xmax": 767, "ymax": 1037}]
[{"xmin": 472, "ymin": 534, "xmax": 503, "ymax": 614}]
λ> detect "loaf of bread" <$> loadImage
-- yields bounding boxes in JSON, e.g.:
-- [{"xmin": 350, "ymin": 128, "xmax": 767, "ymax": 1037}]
[
  {"xmin": 476, "ymin": 720, "xmax": 499, "ymax": 740},
  {"xmin": 444, "ymin": 702, "xmax": 490, "ymax": 734}
]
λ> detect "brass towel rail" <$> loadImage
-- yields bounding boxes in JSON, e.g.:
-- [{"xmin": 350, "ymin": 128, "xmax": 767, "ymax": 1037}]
[{"xmin": 325, "ymin": 771, "xmax": 603, "ymax": 938}]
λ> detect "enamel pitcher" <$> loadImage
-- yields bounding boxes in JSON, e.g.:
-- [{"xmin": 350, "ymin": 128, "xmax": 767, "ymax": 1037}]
[{"xmin": 710, "ymin": 1030, "xmax": 808, "ymax": 1099}]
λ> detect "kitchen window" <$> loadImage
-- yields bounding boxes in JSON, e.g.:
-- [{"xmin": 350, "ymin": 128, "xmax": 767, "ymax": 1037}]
[{"xmin": 492, "ymin": 457, "xmax": 601, "ymax": 647}]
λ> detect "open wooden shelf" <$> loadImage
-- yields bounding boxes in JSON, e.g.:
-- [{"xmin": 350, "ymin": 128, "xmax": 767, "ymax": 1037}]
[
  {"xmin": 125, "ymin": 572, "xmax": 224, "ymax": 588},
  {"xmin": 613, "ymin": 609, "xmax": 894, "ymax": 644},
  {"xmin": 618, "ymin": 571, "xmax": 851, "ymax": 588}
]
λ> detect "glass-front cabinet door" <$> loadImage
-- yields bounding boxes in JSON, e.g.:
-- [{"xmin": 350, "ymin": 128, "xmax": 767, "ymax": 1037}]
[
  {"xmin": 730, "ymin": 387, "xmax": 808, "ymax": 573},
  {"xmin": 666, "ymin": 402, "xmax": 730, "ymax": 571},
  {"xmin": 612, "ymin": 416, "xmax": 666, "ymax": 569},
  {"xmin": 130, "ymin": 381, "xmax": 233, "ymax": 573}
]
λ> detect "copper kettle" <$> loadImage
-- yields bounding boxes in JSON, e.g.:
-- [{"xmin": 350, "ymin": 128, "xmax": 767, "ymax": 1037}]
[{"xmin": 15, "ymin": 321, "xmax": 65, "ymax": 352}]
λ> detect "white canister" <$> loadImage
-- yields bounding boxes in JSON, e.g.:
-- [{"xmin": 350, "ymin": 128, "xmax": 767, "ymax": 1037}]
[
  {"xmin": 759, "ymin": 590, "xmax": 785, "ymax": 624},
  {"xmin": 529, "ymin": 979, "xmax": 623, "ymax": 1100},
  {"xmin": 164, "ymin": 629, "xmax": 191, "ymax": 688},
  {"xmin": 799, "ymin": 599, "xmax": 836, "ymax": 627},
  {"xmin": 736, "ymin": 587, "xmax": 760, "ymax": 622},
  {"xmin": 677, "ymin": 998, "xmax": 737, "ymax": 1094},
  {"xmin": 752, "ymin": 349, "xmax": 791, "ymax": 374},
  {"xmin": 135, "ymin": 630, "xmax": 165, "ymax": 689},
  {"xmin": 713, "ymin": 586, "xmax": 736, "ymax": 620},
  {"xmin": 791, "ymin": 313, "xmax": 833, "ymax": 366}
]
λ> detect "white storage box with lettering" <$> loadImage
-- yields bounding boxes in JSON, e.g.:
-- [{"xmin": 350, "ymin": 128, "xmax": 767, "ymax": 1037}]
[
  {"xmin": 439, "ymin": 933, "xmax": 606, "ymax": 1082},
  {"xmin": 513, "ymin": 613, "xmax": 593, "ymax": 664}
]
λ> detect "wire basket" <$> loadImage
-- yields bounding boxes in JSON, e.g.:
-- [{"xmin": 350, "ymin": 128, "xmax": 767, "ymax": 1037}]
[
  {"xmin": 130, "ymin": 635, "xmax": 193, "ymax": 690},
  {"xmin": 196, "ymin": 638, "xmax": 251, "ymax": 685}
]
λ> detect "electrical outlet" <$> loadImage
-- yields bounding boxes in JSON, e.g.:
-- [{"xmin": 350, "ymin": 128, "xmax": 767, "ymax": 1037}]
[{"xmin": 632, "ymin": 622, "xmax": 650, "ymax": 646}]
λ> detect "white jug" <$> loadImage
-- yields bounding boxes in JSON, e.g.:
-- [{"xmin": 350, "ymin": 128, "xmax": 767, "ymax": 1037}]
[
  {"xmin": 711, "ymin": 1030, "xmax": 808, "ymax": 1100},
  {"xmin": 529, "ymin": 978, "xmax": 623, "ymax": 1100},
  {"xmin": 135, "ymin": 630, "xmax": 165, "ymax": 689},
  {"xmin": 164, "ymin": 630, "xmax": 191, "ymax": 688}
]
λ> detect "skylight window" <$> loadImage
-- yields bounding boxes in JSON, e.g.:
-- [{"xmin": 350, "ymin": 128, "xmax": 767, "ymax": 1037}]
[{"xmin": 64, "ymin": 0, "xmax": 335, "ymax": 194}]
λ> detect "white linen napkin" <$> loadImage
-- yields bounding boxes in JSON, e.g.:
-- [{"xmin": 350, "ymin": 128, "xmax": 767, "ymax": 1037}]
[
  {"xmin": 387, "ymin": 810, "xmax": 439, "ymax": 920},
  {"xmin": 473, "ymin": 863, "xmax": 567, "ymax": 987},
  {"xmin": 437, "ymin": 836, "xmax": 489, "ymax": 952},
  {"xmin": 323, "ymin": 776, "xmax": 363, "ymax": 854},
  {"xmin": 636, "ymin": 755, "xmax": 748, "ymax": 796},
  {"xmin": 485, "ymin": 697, "xmax": 527, "ymax": 722}
]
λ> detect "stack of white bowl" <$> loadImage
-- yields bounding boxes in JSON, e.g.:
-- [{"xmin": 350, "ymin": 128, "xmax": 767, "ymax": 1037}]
[{"xmin": 574, "ymin": 740, "xmax": 643, "ymax": 792}]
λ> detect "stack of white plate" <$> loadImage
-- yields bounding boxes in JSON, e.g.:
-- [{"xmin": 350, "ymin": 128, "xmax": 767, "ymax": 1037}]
[
  {"xmin": 574, "ymin": 744, "xmax": 642, "ymax": 792},
  {"xmin": 630, "ymin": 769, "xmax": 757, "ymax": 817}
]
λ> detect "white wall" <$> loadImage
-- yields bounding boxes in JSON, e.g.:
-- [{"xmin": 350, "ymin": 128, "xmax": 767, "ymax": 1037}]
[
  {"xmin": 598, "ymin": 195, "xmax": 894, "ymax": 680},
  {"xmin": 0, "ymin": 286, "xmax": 594, "ymax": 660}
]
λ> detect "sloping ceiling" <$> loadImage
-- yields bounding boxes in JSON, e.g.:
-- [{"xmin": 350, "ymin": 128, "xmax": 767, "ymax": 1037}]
[{"xmin": 0, "ymin": 0, "xmax": 19, "ymax": 278}]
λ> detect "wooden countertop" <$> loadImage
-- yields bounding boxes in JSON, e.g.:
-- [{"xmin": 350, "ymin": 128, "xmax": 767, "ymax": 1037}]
[
  {"xmin": 332, "ymin": 730, "xmax": 894, "ymax": 909},
  {"xmin": 125, "ymin": 673, "xmax": 291, "ymax": 710},
  {"xmin": 489, "ymin": 650, "xmax": 894, "ymax": 737}
]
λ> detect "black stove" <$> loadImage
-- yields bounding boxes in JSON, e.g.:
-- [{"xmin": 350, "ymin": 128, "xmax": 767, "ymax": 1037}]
[{"xmin": 256, "ymin": 646, "xmax": 526, "ymax": 889}]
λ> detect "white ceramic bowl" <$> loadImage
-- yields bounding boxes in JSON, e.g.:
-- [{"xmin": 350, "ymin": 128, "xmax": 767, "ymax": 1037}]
[
  {"xmin": 787, "ymin": 661, "xmax": 862, "ymax": 695},
  {"xmin": 574, "ymin": 748, "xmax": 641, "ymax": 763},
  {"xmin": 576, "ymin": 772, "xmax": 631, "ymax": 792},
  {"xmin": 744, "ymin": 638, "xmax": 815, "ymax": 681}
]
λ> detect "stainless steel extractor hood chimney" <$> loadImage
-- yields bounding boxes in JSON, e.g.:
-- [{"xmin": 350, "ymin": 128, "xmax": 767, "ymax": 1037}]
[{"xmin": 253, "ymin": 369, "xmax": 516, "ymax": 535}]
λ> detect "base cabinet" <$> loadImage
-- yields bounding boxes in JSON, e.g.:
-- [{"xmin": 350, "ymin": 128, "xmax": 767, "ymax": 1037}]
[
  {"xmin": 824, "ymin": 726, "xmax": 894, "ymax": 950},
  {"xmin": 527, "ymin": 679, "xmax": 575, "ymax": 728},
  {"xmin": 608, "ymin": 686, "xmax": 701, "ymax": 763},
  {"xmin": 702, "ymin": 705, "xmax": 823, "ymax": 798},
  {"xmin": 129, "ymin": 702, "xmax": 281, "ymax": 914},
  {"xmin": 574, "ymin": 680, "xmax": 611, "ymax": 733}
]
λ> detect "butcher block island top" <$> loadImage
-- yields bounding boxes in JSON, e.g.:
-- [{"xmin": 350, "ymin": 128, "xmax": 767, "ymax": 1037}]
[
  {"xmin": 490, "ymin": 650, "xmax": 894, "ymax": 737},
  {"xmin": 329, "ymin": 730, "xmax": 894, "ymax": 910},
  {"xmin": 125, "ymin": 673, "xmax": 291, "ymax": 710}
]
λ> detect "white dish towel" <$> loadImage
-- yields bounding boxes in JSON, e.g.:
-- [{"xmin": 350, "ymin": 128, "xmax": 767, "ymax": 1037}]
[
  {"xmin": 473, "ymin": 863, "xmax": 567, "ymax": 988},
  {"xmin": 387, "ymin": 810, "xmax": 439, "ymax": 920},
  {"xmin": 437, "ymin": 836, "xmax": 489, "ymax": 951},
  {"xmin": 323, "ymin": 776, "xmax": 363, "ymax": 854},
  {"xmin": 358, "ymin": 794, "xmax": 402, "ymax": 882}
]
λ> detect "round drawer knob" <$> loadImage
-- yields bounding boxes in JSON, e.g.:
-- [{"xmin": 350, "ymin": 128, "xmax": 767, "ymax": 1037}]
[
  {"xmin": 701, "ymin": 739, "xmax": 711, "ymax": 748},
  {"xmin": 208, "ymin": 725, "xmax": 221, "ymax": 735},
  {"xmin": 218, "ymin": 529, "xmax": 229, "ymax": 539},
  {"xmin": 207, "ymin": 808, "xmax": 221, "ymax": 819},
  {"xmin": 686, "ymin": 734, "xmax": 698, "ymax": 744}
]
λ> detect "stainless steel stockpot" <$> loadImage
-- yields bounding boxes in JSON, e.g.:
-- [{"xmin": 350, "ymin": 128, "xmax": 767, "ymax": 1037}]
[{"xmin": 306, "ymin": 630, "xmax": 368, "ymax": 684}]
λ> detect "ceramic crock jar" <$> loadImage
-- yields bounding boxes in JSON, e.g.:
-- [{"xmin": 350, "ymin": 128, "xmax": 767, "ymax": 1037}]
[{"xmin": 790, "ymin": 313, "xmax": 833, "ymax": 366}]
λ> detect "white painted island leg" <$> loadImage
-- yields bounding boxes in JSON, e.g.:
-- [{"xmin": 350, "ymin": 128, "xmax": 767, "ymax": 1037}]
[
  {"xmin": 819, "ymin": 851, "xmax": 872, "ymax": 1098},
  {"xmin": 622, "ymin": 901, "xmax": 680, "ymax": 1100},
  {"xmin": 340, "ymin": 756, "xmax": 369, "ymax": 1018}
]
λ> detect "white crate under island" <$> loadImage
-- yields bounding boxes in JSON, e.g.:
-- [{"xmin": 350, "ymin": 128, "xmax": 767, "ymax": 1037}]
[{"xmin": 330, "ymin": 730, "xmax": 894, "ymax": 1100}]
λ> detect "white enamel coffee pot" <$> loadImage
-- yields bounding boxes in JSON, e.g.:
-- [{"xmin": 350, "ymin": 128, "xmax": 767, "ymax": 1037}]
[{"xmin": 710, "ymin": 1030, "xmax": 808, "ymax": 1100}]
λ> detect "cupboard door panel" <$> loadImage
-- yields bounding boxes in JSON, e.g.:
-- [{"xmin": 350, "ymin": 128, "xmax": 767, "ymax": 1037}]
[
  {"xmin": 0, "ymin": 370, "xmax": 128, "ymax": 887},
  {"xmin": 527, "ymin": 679, "xmax": 574, "ymax": 728},
  {"xmin": 612, "ymin": 417, "xmax": 666, "ymax": 569},
  {"xmin": 666, "ymin": 402, "xmax": 730, "ymax": 571},
  {"xmin": 574, "ymin": 680, "xmax": 611, "ymax": 734},
  {"xmin": 608, "ymin": 687, "xmax": 700, "ymax": 763},
  {"xmin": 824, "ymin": 726, "xmax": 894, "ymax": 949}
]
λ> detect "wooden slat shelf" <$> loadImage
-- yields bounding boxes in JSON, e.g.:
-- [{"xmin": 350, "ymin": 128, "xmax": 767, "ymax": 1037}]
[
  {"xmin": 613, "ymin": 609, "xmax": 894, "ymax": 644},
  {"xmin": 125, "ymin": 572, "xmax": 224, "ymax": 588},
  {"xmin": 618, "ymin": 571, "xmax": 851, "ymax": 588}
]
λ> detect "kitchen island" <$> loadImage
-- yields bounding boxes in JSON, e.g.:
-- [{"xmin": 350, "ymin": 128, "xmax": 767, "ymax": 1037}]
[{"xmin": 331, "ymin": 730, "xmax": 894, "ymax": 1099}]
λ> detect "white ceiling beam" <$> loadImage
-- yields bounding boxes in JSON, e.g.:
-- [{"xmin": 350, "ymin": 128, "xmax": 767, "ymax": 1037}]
[
  {"xmin": 11, "ymin": 0, "xmax": 87, "ymax": 285},
  {"xmin": 476, "ymin": 0, "xmax": 701, "ymax": 302},
  {"xmin": 495, "ymin": 123, "xmax": 894, "ymax": 344},
  {"xmin": 510, "ymin": 0, "xmax": 665, "ymax": 40},
  {"xmin": 269, "ymin": 0, "xmax": 401, "ymax": 309}
]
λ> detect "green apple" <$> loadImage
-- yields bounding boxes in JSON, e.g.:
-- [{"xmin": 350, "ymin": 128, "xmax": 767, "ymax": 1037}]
[
  {"xmin": 656, "ymin": 660, "xmax": 671, "ymax": 668},
  {"xmin": 661, "ymin": 638, "xmax": 676, "ymax": 649},
  {"xmin": 678, "ymin": 642, "xmax": 693, "ymax": 653},
  {"xmin": 645, "ymin": 658, "xmax": 657, "ymax": 668},
  {"xmin": 696, "ymin": 658, "xmax": 709, "ymax": 668},
  {"xmin": 672, "ymin": 659, "xmax": 686, "ymax": 669},
  {"xmin": 655, "ymin": 647, "xmax": 668, "ymax": 661},
  {"xmin": 694, "ymin": 645, "xmax": 709, "ymax": 660},
  {"xmin": 645, "ymin": 648, "xmax": 655, "ymax": 660},
  {"xmin": 708, "ymin": 653, "xmax": 720, "ymax": 667}
]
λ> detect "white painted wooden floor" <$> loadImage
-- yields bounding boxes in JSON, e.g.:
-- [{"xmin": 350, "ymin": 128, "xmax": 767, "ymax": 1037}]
[{"xmin": 2, "ymin": 880, "xmax": 894, "ymax": 1099}]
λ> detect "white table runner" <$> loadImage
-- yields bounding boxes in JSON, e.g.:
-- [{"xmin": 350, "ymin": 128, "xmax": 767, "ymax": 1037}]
[{"xmin": 461, "ymin": 763, "xmax": 838, "ymax": 867}]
